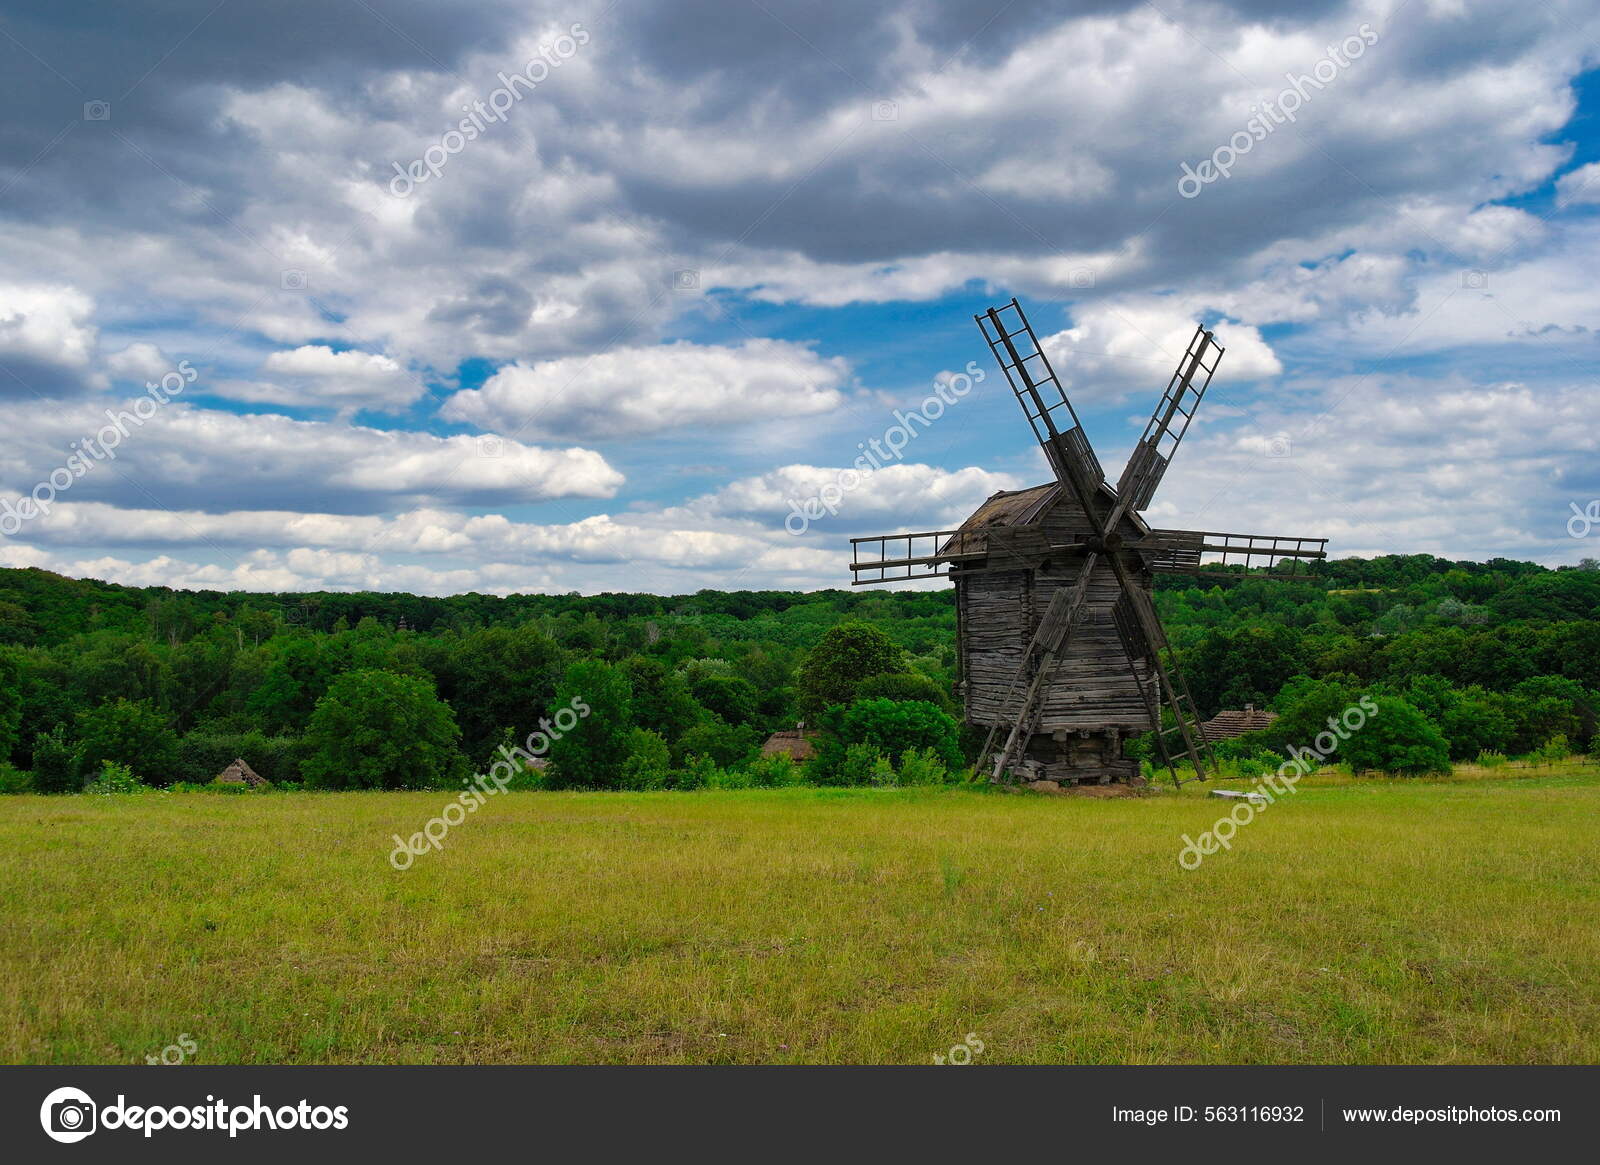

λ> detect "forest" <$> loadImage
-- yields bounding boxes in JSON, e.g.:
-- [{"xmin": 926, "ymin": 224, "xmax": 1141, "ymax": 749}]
[{"xmin": 0, "ymin": 553, "xmax": 1596, "ymax": 793}]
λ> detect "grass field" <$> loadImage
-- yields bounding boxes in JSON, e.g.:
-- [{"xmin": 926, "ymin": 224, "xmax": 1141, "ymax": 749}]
[{"xmin": 4, "ymin": 761, "xmax": 1598, "ymax": 1064}]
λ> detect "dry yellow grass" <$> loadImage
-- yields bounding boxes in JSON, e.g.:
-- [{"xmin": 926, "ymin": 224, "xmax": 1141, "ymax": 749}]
[{"xmin": 2, "ymin": 762, "xmax": 1597, "ymax": 1064}]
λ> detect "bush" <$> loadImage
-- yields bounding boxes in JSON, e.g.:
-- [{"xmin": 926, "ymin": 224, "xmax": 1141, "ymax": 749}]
[
  {"xmin": 746, "ymin": 752, "xmax": 803, "ymax": 788},
  {"xmin": 674, "ymin": 717, "xmax": 760, "ymax": 769},
  {"xmin": 0, "ymin": 763, "xmax": 32, "ymax": 794},
  {"xmin": 620, "ymin": 728, "xmax": 672, "ymax": 791},
  {"xmin": 302, "ymin": 670, "xmax": 464, "ymax": 790},
  {"xmin": 809, "ymin": 698, "xmax": 963, "ymax": 784},
  {"xmin": 85, "ymin": 759, "xmax": 144, "ymax": 794},
  {"xmin": 1532, "ymin": 734, "xmax": 1570, "ymax": 765},
  {"xmin": 75, "ymin": 699, "xmax": 180, "ymax": 786},
  {"xmin": 30, "ymin": 724, "xmax": 80, "ymax": 794},
  {"xmin": 897, "ymin": 746, "xmax": 952, "ymax": 785},
  {"xmin": 854, "ymin": 672, "xmax": 954, "ymax": 713},
  {"xmin": 1474, "ymin": 749, "xmax": 1508, "ymax": 768},
  {"xmin": 1340, "ymin": 696, "xmax": 1451, "ymax": 776},
  {"xmin": 175, "ymin": 730, "xmax": 303, "ymax": 785}
]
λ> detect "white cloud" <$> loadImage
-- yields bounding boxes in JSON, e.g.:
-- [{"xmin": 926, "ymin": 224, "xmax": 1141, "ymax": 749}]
[
  {"xmin": 443, "ymin": 339, "xmax": 850, "ymax": 440},
  {"xmin": 0, "ymin": 400, "xmax": 623, "ymax": 511},
  {"xmin": 217, "ymin": 345, "xmax": 424, "ymax": 412}
]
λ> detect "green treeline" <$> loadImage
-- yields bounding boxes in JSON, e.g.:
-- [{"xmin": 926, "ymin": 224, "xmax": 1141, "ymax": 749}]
[{"xmin": 0, "ymin": 553, "xmax": 1594, "ymax": 791}]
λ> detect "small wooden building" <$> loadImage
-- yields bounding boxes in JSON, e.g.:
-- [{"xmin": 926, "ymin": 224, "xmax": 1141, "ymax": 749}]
[
  {"xmin": 213, "ymin": 757, "xmax": 267, "ymax": 788},
  {"xmin": 761, "ymin": 724, "xmax": 816, "ymax": 761},
  {"xmin": 1199, "ymin": 705, "xmax": 1278, "ymax": 742}
]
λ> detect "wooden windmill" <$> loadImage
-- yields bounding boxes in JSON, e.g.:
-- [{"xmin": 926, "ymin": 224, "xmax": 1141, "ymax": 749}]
[{"xmin": 849, "ymin": 300, "xmax": 1328, "ymax": 786}]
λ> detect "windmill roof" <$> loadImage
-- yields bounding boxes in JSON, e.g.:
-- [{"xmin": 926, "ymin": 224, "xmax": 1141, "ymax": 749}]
[{"xmin": 939, "ymin": 481, "xmax": 1148, "ymax": 557}]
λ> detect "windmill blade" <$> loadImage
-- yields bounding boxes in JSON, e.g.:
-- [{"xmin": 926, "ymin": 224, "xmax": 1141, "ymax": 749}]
[
  {"xmin": 1142, "ymin": 529, "xmax": 1328, "ymax": 578},
  {"xmin": 976, "ymin": 300, "xmax": 1106, "ymax": 520},
  {"xmin": 1114, "ymin": 325, "xmax": 1223, "ymax": 512}
]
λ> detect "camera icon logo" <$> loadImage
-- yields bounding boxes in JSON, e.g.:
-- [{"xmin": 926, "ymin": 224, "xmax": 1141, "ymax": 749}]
[
  {"xmin": 40, "ymin": 1086, "xmax": 97, "ymax": 1143},
  {"xmin": 1461, "ymin": 269, "xmax": 1488, "ymax": 290},
  {"xmin": 280, "ymin": 269, "xmax": 308, "ymax": 290},
  {"xmin": 83, "ymin": 101, "xmax": 111, "ymax": 122},
  {"xmin": 1265, "ymin": 433, "xmax": 1293, "ymax": 458},
  {"xmin": 672, "ymin": 269, "xmax": 699, "ymax": 291},
  {"xmin": 476, "ymin": 434, "xmax": 505, "ymax": 458},
  {"xmin": 1068, "ymin": 267, "xmax": 1095, "ymax": 289},
  {"xmin": 872, "ymin": 99, "xmax": 898, "ymax": 121}
]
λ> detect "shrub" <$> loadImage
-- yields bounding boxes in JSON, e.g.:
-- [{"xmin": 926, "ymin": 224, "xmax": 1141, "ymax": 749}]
[
  {"xmin": 30, "ymin": 724, "xmax": 80, "ymax": 794},
  {"xmin": 620, "ymin": 729, "xmax": 672, "ymax": 791},
  {"xmin": 811, "ymin": 698, "xmax": 963, "ymax": 784},
  {"xmin": 854, "ymin": 672, "xmax": 954, "ymax": 713},
  {"xmin": 1340, "ymin": 696, "xmax": 1451, "ymax": 776},
  {"xmin": 897, "ymin": 746, "xmax": 951, "ymax": 785},
  {"xmin": 175, "ymin": 730, "xmax": 303, "ymax": 785},
  {"xmin": 1532, "ymin": 734, "xmax": 1570, "ymax": 766},
  {"xmin": 746, "ymin": 752, "xmax": 803, "ymax": 788},
  {"xmin": 75, "ymin": 699, "xmax": 180, "ymax": 786},
  {"xmin": 1474, "ymin": 749, "xmax": 1508, "ymax": 768},
  {"xmin": 302, "ymin": 670, "xmax": 464, "ymax": 790},
  {"xmin": 85, "ymin": 759, "xmax": 144, "ymax": 795},
  {"xmin": 706, "ymin": 765, "xmax": 754, "ymax": 789},
  {"xmin": 0, "ymin": 763, "xmax": 32, "ymax": 794},
  {"xmin": 674, "ymin": 717, "xmax": 760, "ymax": 769}
]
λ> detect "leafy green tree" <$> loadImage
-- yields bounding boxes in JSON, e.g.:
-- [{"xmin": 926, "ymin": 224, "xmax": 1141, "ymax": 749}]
[
  {"xmin": 810, "ymin": 698, "xmax": 961, "ymax": 784},
  {"xmin": 689, "ymin": 673, "xmax": 760, "ymax": 727},
  {"xmin": 620, "ymin": 728, "xmax": 672, "ymax": 790},
  {"xmin": 0, "ymin": 648, "xmax": 22, "ymax": 761},
  {"xmin": 674, "ymin": 717, "xmax": 760, "ymax": 768},
  {"xmin": 302, "ymin": 670, "xmax": 463, "ymax": 790},
  {"xmin": 429, "ymin": 625, "xmax": 567, "ymax": 764},
  {"xmin": 1437, "ymin": 690, "xmax": 1517, "ymax": 761},
  {"xmin": 248, "ymin": 636, "xmax": 338, "ymax": 733},
  {"xmin": 546, "ymin": 660, "xmax": 633, "ymax": 790},
  {"xmin": 1266, "ymin": 675, "xmax": 1361, "ymax": 754},
  {"xmin": 30, "ymin": 724, "xmax": 80, "ymax": 793},
  {"xmin": 75, "ymin": 698, "xmax": 180, "ymax": 786},
  {"xmin": 796, "ymin": 623, "xmax": 905, "ymax": 715},
  {"xmin": 1340, "ymin": 696, "xmax": 1450, "ymax": 775},
  {"xmin": 621, "ymin": 657, "xmax": 702, "ymax": 743},
  {"xmin": 853, "ymin": 670, "xmax": 953, "ymax": 712}
]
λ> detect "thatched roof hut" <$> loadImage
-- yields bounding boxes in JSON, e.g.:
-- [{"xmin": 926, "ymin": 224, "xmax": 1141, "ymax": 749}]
[
  {"xmin": 761, "ymin": 724, "xmax": 817, "ymax": 761},
  {"xmin": 1199, "ymin": 704, "xmax": 1278, "ymax": 742},
  {"xmin": 213, "ymin": 757, "xmax": 267, "ymax": 787}
]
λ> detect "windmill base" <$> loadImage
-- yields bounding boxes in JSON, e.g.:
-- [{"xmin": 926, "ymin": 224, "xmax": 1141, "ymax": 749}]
[{"xmin": 998, "ymin": 728, "xmax": 1140, "ymax": 786}]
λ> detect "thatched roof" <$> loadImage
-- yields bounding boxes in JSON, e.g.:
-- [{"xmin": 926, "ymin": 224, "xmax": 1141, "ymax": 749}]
[
  {"xmin": 761, "ymin": 726, "xmax": 816, "ymax": 761},
  {"xmin": 214, "ymin": 757, "xmax": 267, "ymax": 787},
  {"xmin": 1199, "ymin": 705, "xmax": 1278, "ymax": 742}
]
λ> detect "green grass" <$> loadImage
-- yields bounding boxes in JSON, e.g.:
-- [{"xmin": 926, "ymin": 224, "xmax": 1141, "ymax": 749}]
[{"xmin": 3, "ymin": 762, "xmax": 1598, "ymax": 1064}]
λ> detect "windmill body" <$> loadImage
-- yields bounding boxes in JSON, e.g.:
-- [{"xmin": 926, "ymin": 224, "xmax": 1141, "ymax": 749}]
[
  {"xmin": 850, "ymin": 300, "xmax": 1329, "ymax": 786},
  {"xmin": 951, "ymin": 481, "xmax": 1156, "ymax": 783}
]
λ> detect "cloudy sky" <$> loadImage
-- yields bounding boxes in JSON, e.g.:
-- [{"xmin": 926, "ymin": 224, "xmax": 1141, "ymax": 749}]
[{"xmin": 0, "ymin": 0, "xmax": 1596, "ymax": 596}]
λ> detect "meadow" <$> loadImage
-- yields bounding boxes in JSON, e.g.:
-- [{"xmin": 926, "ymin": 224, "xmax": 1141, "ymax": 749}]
[{"xmin": 3, "ymin": 759, "xmax": 1597, "ymax": 1065}]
